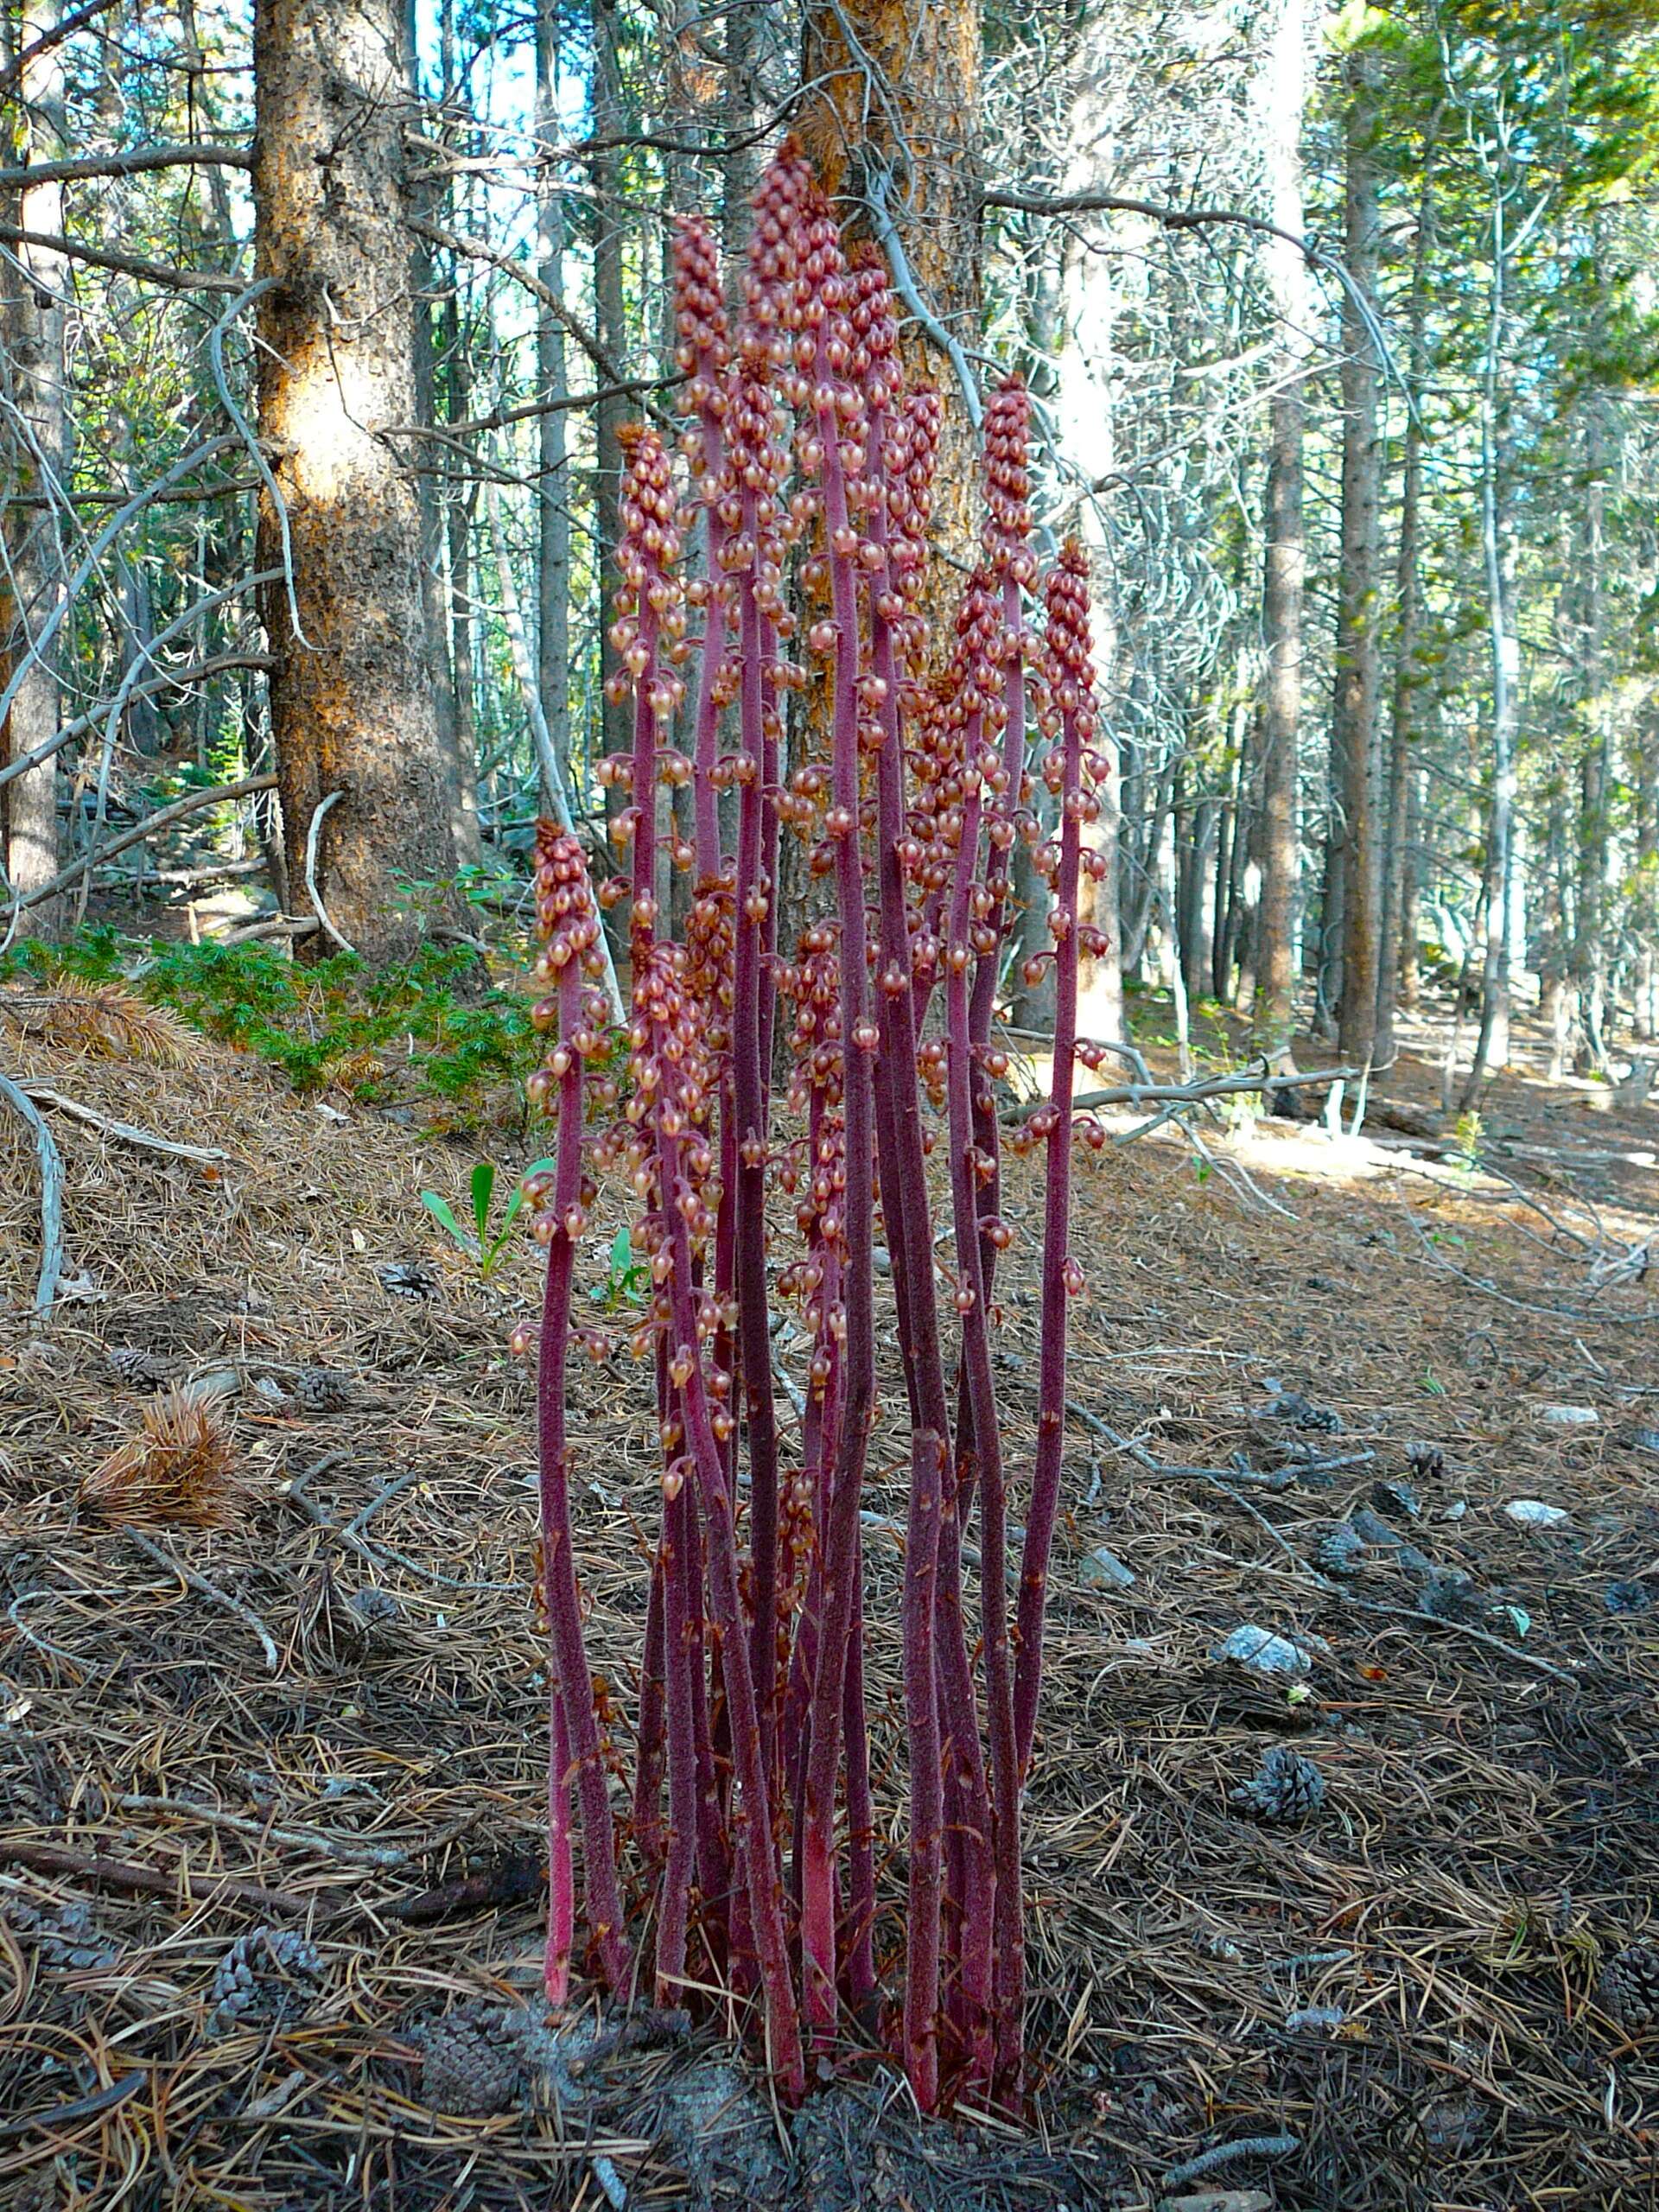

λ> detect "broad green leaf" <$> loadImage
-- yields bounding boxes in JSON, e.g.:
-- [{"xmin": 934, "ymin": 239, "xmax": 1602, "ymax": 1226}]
[
  {"xmin": 471, "ymin": 1160, "xmax": 496, "ymax": 1244},
  {"xmin": 420, "ymin": 1191, "xmax": 473, "ymax": 1251}
]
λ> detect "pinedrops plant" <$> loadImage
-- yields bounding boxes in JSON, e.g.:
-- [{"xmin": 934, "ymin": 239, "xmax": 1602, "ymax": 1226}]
[{"xmin": 523, "ymin": 143, "xmax": 1111, "ymax": 2118}]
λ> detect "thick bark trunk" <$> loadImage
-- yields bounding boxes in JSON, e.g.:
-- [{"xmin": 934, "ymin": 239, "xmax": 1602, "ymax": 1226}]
[
  {"xmin": 1333, "ymin": 54, "xmax": 1383, "ymax": 1065},
  {"xmin": 1, "ymin": 1, "xmax": 67, "ymax": 940},
  {"xmin": 1376, "ymin": 129, "xmax": 1436, "ymax": 1065},
  {"xmin": 253, "ymin": 0, "xmax": 461, "ymax": 963},
  {"xmin": 536, "ymin": 3, "xmax": 572, "ymax": 812},
  {"xmin": 1573, "ymin": 385, "xmax": 1615, "ymax": 1070},
  {"xmin": 1461, "ymin": 237, "xmax": 1520, "ymax": 1103},
  {"xmin": 800, "ymin": 0, "xmax": 982, "ymax": 602},
  {"xmin": 1250, "ymin": 0, "xmax": 1307, "ymax": 1066},
  {"xmin": 590, "ymin": 0, "xmax": 630, "ymax": 803}
]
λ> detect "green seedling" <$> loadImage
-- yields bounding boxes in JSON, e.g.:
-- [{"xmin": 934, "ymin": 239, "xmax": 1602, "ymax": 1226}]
[
  {"xmin": 588, "ymin": 1224, "xmax": 651, "ymax": 1310},
  {"xmin": 421, "ymin": 1157, "xmax": 555, "ymax": 1277}
]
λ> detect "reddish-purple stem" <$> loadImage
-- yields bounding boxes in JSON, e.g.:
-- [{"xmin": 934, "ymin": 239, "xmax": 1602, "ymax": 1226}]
[{"xmin": 1013, "ymin": 554, "xmax": 1090, "ymax": 1784}]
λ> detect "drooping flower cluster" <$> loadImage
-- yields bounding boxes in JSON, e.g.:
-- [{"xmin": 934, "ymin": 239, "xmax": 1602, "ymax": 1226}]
[{"xmin": 525, "ymin": 138, "xmax": 1107, "ymax": 2122}]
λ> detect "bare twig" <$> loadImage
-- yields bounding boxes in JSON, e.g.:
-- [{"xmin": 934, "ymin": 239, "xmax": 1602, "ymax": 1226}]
[
  {"xmin": 3, "ymin": 773, "xmax": 277, "ymax": 920},
  {"xmin": 19, "ymin": 1085, "xmax": 228, "ymax": 1166},
  {"xmin": 0, "ymin": 1067, "xmax": 64, "ymax": 1312},
  {"xmin": 0, "ymin": 143, "xmax": 252, "ymax": 189},
  {"xmin": 0, "ymin": 1840, "xmax": 308, "ymax": 1918},
  {"xmin": 1161, "ymin": 2133, "xmax": 1300, "ymax": 2189},
  {"xmin": 302, "ymin": 791, "xmax": 355, "ymax": 956},
  {"xmin": 125, "ymin": 1529, "xmax": 280, "ymax": 1674},
  {"xmin": 0, "ymin": 223, "xmax": 244, "ymax": 290}
]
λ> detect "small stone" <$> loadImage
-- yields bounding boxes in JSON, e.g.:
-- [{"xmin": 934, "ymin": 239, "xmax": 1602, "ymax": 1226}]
[
  {"xmin": 1536, "ymin": 1403, "xmax": 1598, "ymax": 1427},
  {"xmin": 1626, "ymin": 1427, "xmax": 1659, "ymax": 1454},
  {"xmin": 1284, "ymin": 2004, "xmax": 1344, "ymax": 2032},
  {"xmin": 1230, "ymin": 1744, "xmax": 1325, "ymax": 1822},
  {"xmin": 1505, "ymin": 1499, "xmax": 1571, "ymax": 1529},
  {"xmin": 1211, "ymin": 1625, "xmax": 1312, "ymax": 1676},
  {"xmin": 1079, "ymin": 1545, "xmax": 1135, "ymax": 1592}
]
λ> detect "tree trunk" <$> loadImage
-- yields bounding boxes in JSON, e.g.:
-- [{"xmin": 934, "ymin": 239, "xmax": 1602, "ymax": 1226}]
[
  {"xmin": 1573, "ymin": 380, "xmax": 1616, "ymax": 1070},
  {"xmin": 1332, "ymin": 53, "xmax": 1383, "ymax": 1065},
  {"xmin": 537, "ymin": 1, "xmax": 572, "ymax": 813},
  {"xmin": 1460, "ymin": 207, "xmax": 1520, "ymax": 1105},
  {"xmin": 590, "ymin": 0, "xmax": 630, "ymax": 798},
  {"xmin": 1250, "ymin": 0, "xmax": 1308, "ymax": 1067},
  {"xmin": 1376, "ymin": 124, "xmax": 1437, "ymax": 1066},
  {"xmin": 1250, "ymin": 0, "xmax": 1310, "ymax": 1065},
  {"xmin": 1, "ymin": 0, "xmax": 67, "ymax": 941},
  {"xmin": 799, "ymin": 0, "xmax": 982, "ymax": 601},
  {"xmin": 253, "ymin": 0, "xmax": 462, "ymax": 963}
]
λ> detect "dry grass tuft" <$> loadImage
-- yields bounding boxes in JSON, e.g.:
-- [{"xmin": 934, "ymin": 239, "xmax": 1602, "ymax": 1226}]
[
  {"xmin": 81, "ymin": 1389, "xmax": 245, "ymax": 1529},
  {"xmin": 1, "ymin": 977, "xmax": 196, "ymax": 1067}
]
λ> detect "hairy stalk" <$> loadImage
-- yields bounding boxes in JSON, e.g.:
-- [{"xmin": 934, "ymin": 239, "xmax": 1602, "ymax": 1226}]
[
  {"xmin": 531, "ymin": 827, "xmax": 632, "ymax": 1995},
  {"xmin": 1014, "ymin": 547, "xmax": 1095, "ymax": 1781}
]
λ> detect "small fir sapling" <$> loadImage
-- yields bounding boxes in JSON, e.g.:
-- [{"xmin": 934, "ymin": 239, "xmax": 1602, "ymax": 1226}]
[{"xmin": 524, "ymin": 139, "xmax": 1108, "ymax": 2120}]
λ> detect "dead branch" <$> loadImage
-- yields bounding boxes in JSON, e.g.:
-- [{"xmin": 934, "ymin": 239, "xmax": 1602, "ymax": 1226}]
[
  {"xmin": 1001, "ymin": 1062, "xmax": 1362, "ymax": 1125},
  {"xmin": 0, "ymin": 1067, "xmax": 65, "ymax": 1313},
  {"xmin": 19, "ymin": 1085, "xmax": 229, "ymax": 1166},
  {"xmin": 0, "ymin": 223, "xmax": 244, "ymax": 290},
  {"xmin": 0, "ymin": 143, "xmax": 252, "ymax": 189},
  {"xmin": 3, "ymin": 772, "xmax": 277, "ymax": 920}
]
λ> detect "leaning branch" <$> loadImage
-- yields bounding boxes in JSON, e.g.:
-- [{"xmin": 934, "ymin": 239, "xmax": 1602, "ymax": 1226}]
[
  {"xmin": 0, "ymin": 143, "xmax": 251, "ymax": 190},
  {"xmin": 408, "ymin": 216, "xmax": 666, "ymax": 423},
  {"xmin": 1000, "ymin": 1063, "xmax": 1362, "ymax": 1125},
  {"xmin": 3, "ymin": 773, "xmax": 278, "ymax": 921},
  {"xmin": 0, "ymin": 0, "xmax": 120, "ymax": 98},
  {"xmin": 0, "ymin": 224, "xmax": 245, "ymax": 292},
  {"xmin": 0, "ymin": 1070, "xmax": 65, "ymax": 1313},
  {"xmin": 0, "ymin": 648, "xmax": 277, "ymax": 796}
]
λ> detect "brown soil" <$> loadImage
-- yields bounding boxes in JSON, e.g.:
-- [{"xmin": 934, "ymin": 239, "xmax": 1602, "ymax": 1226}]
[{"xmin": 2, "ymin": 988, "xmax": 1656, "ymax": 2209}]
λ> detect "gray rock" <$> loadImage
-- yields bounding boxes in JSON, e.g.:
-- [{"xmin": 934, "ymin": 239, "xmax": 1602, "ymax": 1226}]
[
  {"xmin": 1079, "ymin": 1545, "xmax": 1135, "ymax": 1592},
  {"xmin": 1211, "ymin": 1625, "xmax": 1311, "ymax": 1676}
]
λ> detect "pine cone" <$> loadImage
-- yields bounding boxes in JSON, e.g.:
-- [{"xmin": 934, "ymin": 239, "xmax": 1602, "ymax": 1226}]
[
  {"xmin": 1371, "ymin": 1478, "xmax": 1421, "ymax": 1521},
  {"xmin": 1407, "ymin": 1440, "xmax": 1446, "ymax": 1481},
  {"xmin": 379, "ymin": 1259, "xmax": 439, "ymax": 1300},
  {"xmin": 1599, "ymin": 1942, "xmax": 1659, "ymax": 2027},
  {"xmin": 1316, "ymin": 1522, "xmax": 1366, "ymax": 1577},
  {"xmin": 296, "ymin": 1564, "xmax": 372, "ymax": 1669},
  {"xmin": 106, "ymin": 1344, "xmax": 175, "ymax": 1390},
  {"xmin": 288, "ymin": 1366, "xmax": 355, "ymax": 1414},
  {"xmin": 210, "ymin": 1929, "xmax": 325, "ymax": 2031},
  {"xmin": 1419, "ymin": 1570, "xmax": 1487, "ymax": 1624},
  {"xmin": 1263, "ymin": 1387, "xmax": 1342, "ymax": 1433},
  {"xmin": 1230, "ymin": 1744, "xmax": 1325, "ymax": 1822},
  {"xmin": 411, "ymin": 2006, "xmax": 526, "ymax": 2115}
]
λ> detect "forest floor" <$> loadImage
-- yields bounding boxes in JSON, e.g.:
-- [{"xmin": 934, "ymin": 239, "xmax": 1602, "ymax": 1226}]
[{"xmin": 2, "ymin": 978, "xmax": 1658, "ymax": 2211}]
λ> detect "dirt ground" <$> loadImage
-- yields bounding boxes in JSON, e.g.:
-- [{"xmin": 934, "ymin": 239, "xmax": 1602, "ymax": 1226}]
[{"xmin": 3, "ymin": 982, "xmax": 1657, "ymax": 2211}]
